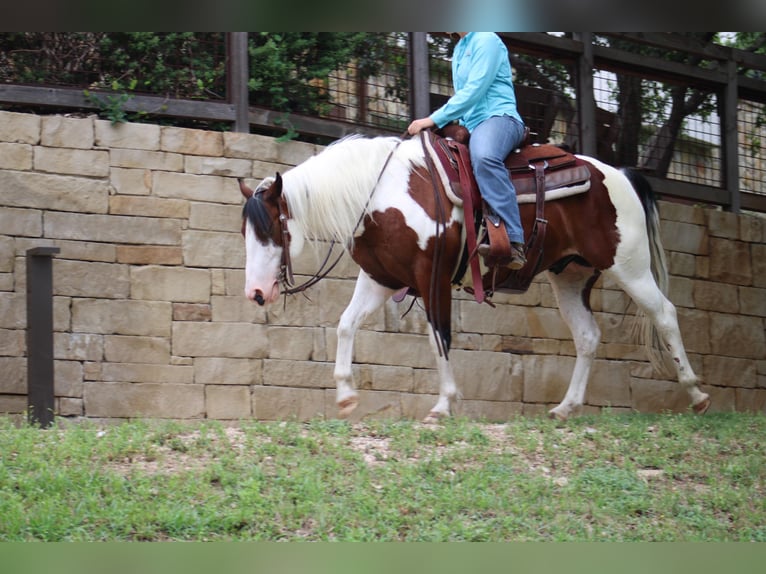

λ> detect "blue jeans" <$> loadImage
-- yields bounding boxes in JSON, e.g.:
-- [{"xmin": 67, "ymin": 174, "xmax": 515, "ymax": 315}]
[{"xmin": 469, "ymin": 114, "xmax": 526, "ymax": 244}]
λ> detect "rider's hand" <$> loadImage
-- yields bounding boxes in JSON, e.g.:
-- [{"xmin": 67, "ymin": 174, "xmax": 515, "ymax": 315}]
[{"xmin": 407, "ymin": 117, "xmax": 435, "ymax": 135}]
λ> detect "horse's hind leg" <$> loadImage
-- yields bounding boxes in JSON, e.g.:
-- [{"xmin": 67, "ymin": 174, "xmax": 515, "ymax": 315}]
[
  {"xmin": 423, "ymin": 322, "xmax": 459, "ymax": 423},
  {"xmin": 334, "ymin": 270, "xmax": 394, "ymax": 417},
  {"xmin": 608, "ymin": 267, "xmax": 710, "ymax": 413},
  {"xmin": 546, "ymin": 266, "xmax": 603, "ymax": 420}
]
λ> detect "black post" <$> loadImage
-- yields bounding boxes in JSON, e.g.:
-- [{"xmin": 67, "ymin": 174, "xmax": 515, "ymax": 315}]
[
  {"xmin": 227, "ymin": 32, "xmax": 251, "ymax": 134},
  {"xmin": 26, "ymin": 246, "xmax": 59, "ymax": 428},
  {"xmin": 408, "ymin": 32, "xmax": 431, "ymax": 120}
]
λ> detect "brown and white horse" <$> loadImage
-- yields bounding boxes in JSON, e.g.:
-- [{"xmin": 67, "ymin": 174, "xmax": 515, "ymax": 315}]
[{"xmin": 240, "ymin": 133, "xmax": 710, "ymax": 422}]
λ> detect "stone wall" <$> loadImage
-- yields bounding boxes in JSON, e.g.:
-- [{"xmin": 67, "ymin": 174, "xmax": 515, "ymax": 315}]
[{"xmin": 1, "ymin": 110, "xmax": 765, "ymax": 422}]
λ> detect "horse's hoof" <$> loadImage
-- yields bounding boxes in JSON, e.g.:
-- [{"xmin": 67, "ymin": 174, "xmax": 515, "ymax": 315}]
[
  {"xmin": 337, "ymin": 397, "xmax": 358, "ymax": 418},
  {"xmin": 692, "ymin": 396, "xmax": 711, "ymax": 415},
  {"xmin": 422, "ymin": 411, "xmax": 447, "ymax": 424},
  {"xmin": 548, "ymin": 407, "xmax": 569, "ymax": 421}
]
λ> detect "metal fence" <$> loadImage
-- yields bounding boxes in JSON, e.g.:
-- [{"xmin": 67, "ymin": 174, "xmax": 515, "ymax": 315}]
[{"xmin": 1, "ymin": 32, "xmax": 765, "ymax": 212}]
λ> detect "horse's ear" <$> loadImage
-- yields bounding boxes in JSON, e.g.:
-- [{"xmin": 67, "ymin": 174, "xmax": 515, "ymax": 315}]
[
  {"xmin": 239, "ymin": 178, "xmax": 254, "ymax": 199},
  {"xmin": 272, "ymin": 172, "xmax": 283, "ymax": 198}
]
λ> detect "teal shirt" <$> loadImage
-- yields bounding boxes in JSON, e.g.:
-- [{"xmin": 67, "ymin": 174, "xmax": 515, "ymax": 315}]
[{"xmin": 429, "ymin": 32, "xmax": 522, "ymax": 132}]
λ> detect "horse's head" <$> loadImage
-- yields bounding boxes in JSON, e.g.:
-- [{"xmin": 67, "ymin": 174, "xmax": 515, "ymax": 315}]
[{"xmin": 240, "ymin": 174, "xmax": 286, "ymax": 306}]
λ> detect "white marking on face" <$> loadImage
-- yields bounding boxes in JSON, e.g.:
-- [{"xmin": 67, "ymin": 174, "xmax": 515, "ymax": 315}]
[{"xmin": 243, "ymin": 219, "xmax": 282, "ymax": 304}]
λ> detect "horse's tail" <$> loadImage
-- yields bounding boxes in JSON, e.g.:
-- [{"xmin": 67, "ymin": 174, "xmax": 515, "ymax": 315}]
[{"xmin": 622, "ymin": 168, "xmax": 672, "ymax": 373}]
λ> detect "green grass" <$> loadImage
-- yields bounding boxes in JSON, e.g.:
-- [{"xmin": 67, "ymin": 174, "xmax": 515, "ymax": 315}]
[{"xmin": 0, "ymin": 412, "xmax": 764, "ymax": 541}]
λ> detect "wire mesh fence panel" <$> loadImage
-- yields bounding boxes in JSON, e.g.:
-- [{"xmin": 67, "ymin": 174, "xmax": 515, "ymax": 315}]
[{"xmin": 738, "ymin": 98, "xmax": 766, "ymax": 196}]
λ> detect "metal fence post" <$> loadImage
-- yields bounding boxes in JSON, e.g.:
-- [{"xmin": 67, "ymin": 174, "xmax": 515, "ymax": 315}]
[
  {"xmin": 26, "ymin": 246, "xmax": 59, "ymax": 428},
  {"xmin": 573, "ymin": 32, "xmax": 597, "ymax": 158}
]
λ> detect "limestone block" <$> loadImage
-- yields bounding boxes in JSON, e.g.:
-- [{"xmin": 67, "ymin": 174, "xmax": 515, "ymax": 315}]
[
  {"xmin": 211, "ymin": 269, "xmax": 226, "ymax": 296},
  {"xmin": 182, "ymin": 230, "xmax": 243, "ymax": 269},
  {"xmin": 459, "ymin": 299, "xmax": 528, "ymax": 336},
  {"xmin": 703, "ymin": 355, "xmax": 757, "ymax": 388},
  {"xmin": 210, "ymin": 295, "xmax": 267, "ymax": 324},
  {"xmin": 0, "ymin": 328, "xmax": 24, "ymax": 356},
  {"xmin": 161, "ymin": 126, "xmax": 223, "ymax": 156},
  {"xmin": 676, "ymin": 308, "xmax": 711, "ymax": 354},
  {"xmin": 0, "ymin": 357, "xmax": 25, "ymax": 393},
  {"xmin": 104, "ymin": 335, "xmax": 170, "ymax": 364},
  {"xmin": 354, "ymin": 330, "xmax": 433, "ymax": 369},
  {"xmin": 223, "ymin": 269, "xmax": 246, "ymax": 295},
  {"xmin": 600, "ymin": 288, "xmax": 632, "ymax": 314},
  {"xmin": 252, "ymin": 385, "xmax": 326, "ymax": 421},
  {"xmin": 0, "ymin": 396, "xmax": 27, "ymax": 413},
  {"xmin": 116, "ymin": 246, "xmax": 183, "ymax": 265},
  {"xmin": 58, "ymin": 397, "xmax": 84, "ymax": 416},
  {"xmin": 526, "ymin": 307, "xmax": 574, "ymax": 340},
  {"xmin": 706, "ymin": 209, "xmax": 739, "ymax": 240},
  {"xmin": 100, "ymin": 362, "xmax": 194, "ymax": 384},
  {"xmin": 660, "ymin": 221, "xmax": 708, "ymax": 255},
  {"xmin": 399, "ymin": 391, "xmax": 441, "ymax": 420},
  {"xmin": 84, "ymin": 381, "xmax": 204, "ymax": 418},
  {"xmin": 189, "ymin": 203, "xmax": 241, "ymax": 232},
  {"xmin": 95, "ymin": 120, "xmax": 160, "ymax": 150},
  {"xmin": 0, "ymin": 111, "xmax": 40, "ymax": 143},
  {"xmin": 110, "ymin": 149, "xmax": 183, "ymax": 171},
  {"xmin": 40, "ymin": 239, "xmax": 115, "ymax": 263},
  {"xmin": 449, "ymin": 349, "xmax": 517, "ymax": 401},
  {"xmin": 0, "ymin": 292, "xmax": 25, "ymax": 328},
  {"xmin": 630, "ymin": 378, "xmax": 690, "ymax": 413},
  {"xmin": 41, "ymin": 115, "xmax": 94, "ymax": 149},
  {"xmin": 205, "ymin": 385, "xmax": 251, "ymax": 419},
  {"xmin": 262, "ymin": 359, "xmax": 334, "ymax": 389},
  {"xmin": 669, "ymin": 251, "xmax": 697, "ymax": 278},
  {"xmin": 131, "ymin": 265, "xmax": 210, "ymax": 303},
  {"xmin": 584, "ymin": 360, "xmax": 632, "ymax": 407},
  {"xmin": 739, "ymin": 213, "xmax": 764, "ymax": 242},
  {"xmin": 316, "ymin": 279, "xmax": 381, "ymax": 329},
  {"xmin": 45, "ymin": 212, "xmax": 181, "ymax": 245},
  {"xmin": 0, "ymin": 240, "xmax": 13, "ymax": 274},
  {"xmin": 172, "ymin": 322, "xmax": 268, "ymax": 358},
  {"xmin": 708, "ymin": 238, "xmax": 752, "ymax": 285},
  {"xmin": 194, "ymin": 357, "xmax": 262, "ymax": 385},
  {"xmin": 658, "ymin": 200, "xmax": 704, "ymax": 225},
  {"xmin": 693, "ymin": 280, "xmax": 739, "ymax": 313},
  {"xmin": 739, "ymin": 286, "xmax": 766, "ymax": 318},
  {"xmin": 666, "ymin": 276, "xmax": 694, "ymax": 309},
  {"xmin": 0, "ymin": 171, "xmax": 109, "ymax": 213},
  {"xmin": 262, "ymin": 287, "xmax": 323, "ymax": 328},
  {"xmin": 601, "ymin": 342, "xmax": 649, "ymax": 362},
  {"xmin": 34, "ymin": 147, "xmax": 109, "ymax": 177},
  {"xmin": 384, "ymin": 297, "xmax": 430, "ymax": 335},
  {"xmin": 266, "ymin": 326, "xmax": 318, "ymax": 360},
  {"xmin": 0, "ymin": 274, "xmax": 12, "ymax": 290},
  {"xmin": 173, "ymin": 303, "xmax": 212, "ymax": 322},
  {"xmin": 413, "ymin": 368, "xmax": 438, "ymax": 395},
  {"xmin": 224, "ymin": 132, "xmax": 279, "ymax": 161},
  {"xmin": 53, "ymin": 259, "xmax": 130, "ymax": 298},
  {"xmin": 154, "ymin": 171, "xmax": 240, "ymax": 204},
  {"xmin": 54, "ymin": 360, "xmax": 83, "ymax": 397},
  {"xmin": 0, "ymin": 142, "xmax": 33, "ymax": 170},
  {"xmin": 751, "ymin": 243, "xmax": 766, "ymax": 289},
  {"xmin": 735, "ymin": 388, "xmax": 766, "ymax": 413},
  {"xmin": 521, "ymin": 354, "xmax": 576, "ymax": 404},
  {"xmin": 185, "ymin": 156, "xmax": 251, "ymax": 178},
  {"xmin": 72, "ymin": 299, "xmax": 172, "ymax": 336},
  {"xmin": 356, "ymin": 364, "xmax": 414, "ymax": 393},
  {"xmin": 709, "ymin": 313, "xmax": 765, "ymax": 359},
  {"xmin": 109, "ymin": 195, "xmax": 189, "ymax": 219},
  {"xmin": 54, "ymin": 333, "xmax": 103, "ymax": 361},
  {"xmin": 110, "ymin": 167, "xmax": 152, "ymax": 196}
]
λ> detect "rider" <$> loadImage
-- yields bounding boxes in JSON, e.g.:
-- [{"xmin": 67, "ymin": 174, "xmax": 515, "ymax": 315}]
[{"xmin": 407, "ymin": 32, "xmax": 527, "ymax": 270}]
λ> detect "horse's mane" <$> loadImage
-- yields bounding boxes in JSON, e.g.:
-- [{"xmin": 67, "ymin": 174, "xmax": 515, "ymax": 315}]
[{"xmin": 281, "ymin": 135, "xmax": 425, "ymax": 243}]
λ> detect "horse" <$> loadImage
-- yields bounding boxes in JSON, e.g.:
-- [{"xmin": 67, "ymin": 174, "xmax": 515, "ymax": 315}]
[{"xmin": 239, "ymin": 132, "xmax": 711, "ymax": 423}]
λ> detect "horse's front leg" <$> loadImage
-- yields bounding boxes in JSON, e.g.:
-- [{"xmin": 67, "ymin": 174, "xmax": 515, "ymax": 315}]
[
  {"xmin": 423, "ymin": 323, "xmax": 459, "ymax": 423},
  {"xmin": 335, "ymin": 270, "xmax": 393, "ymax": 417}
]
